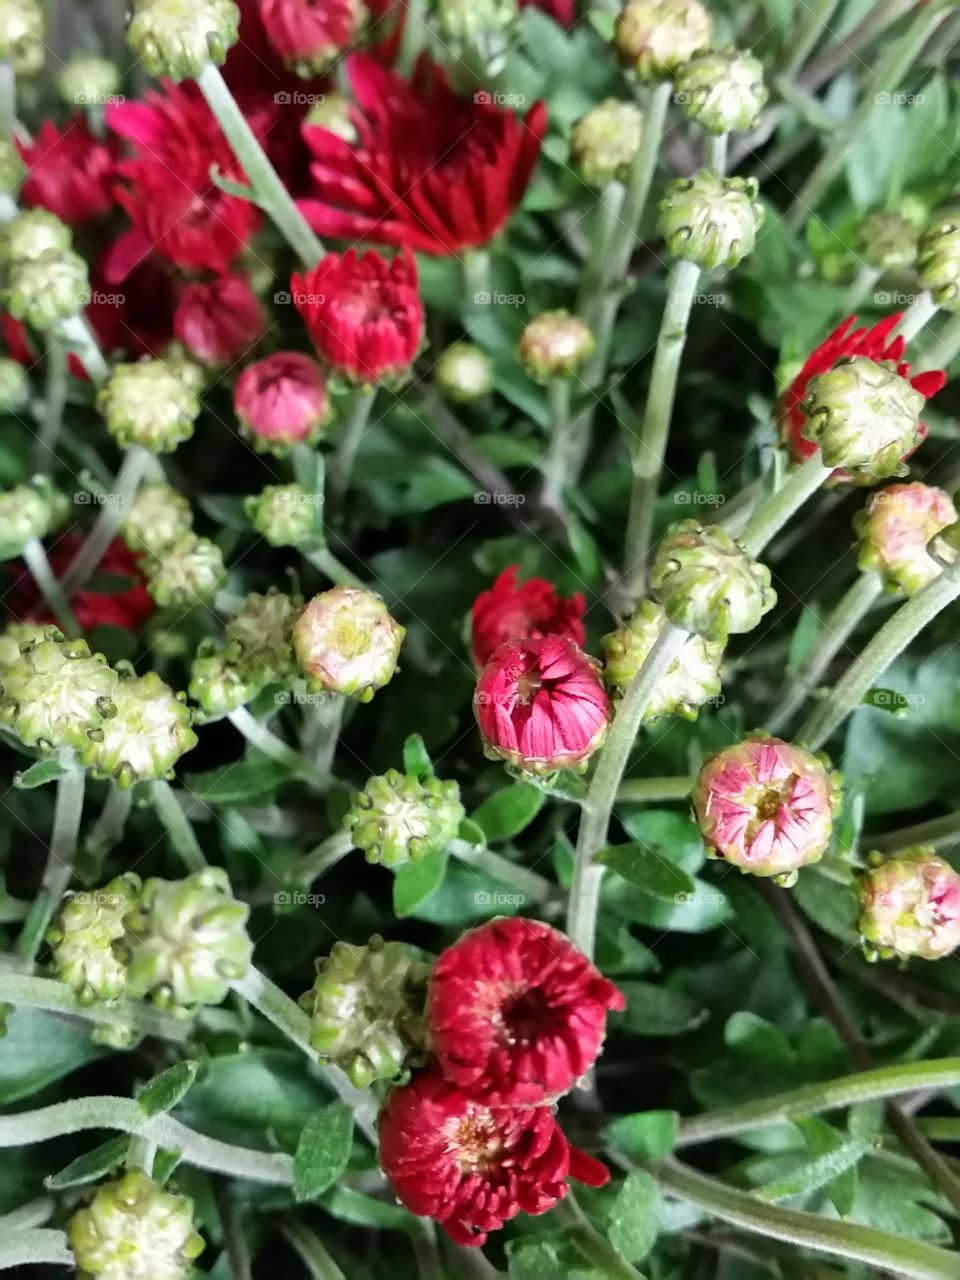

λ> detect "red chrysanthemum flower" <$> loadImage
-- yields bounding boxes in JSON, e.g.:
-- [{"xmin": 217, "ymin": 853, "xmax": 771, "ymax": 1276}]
[
  {"xmin": 292, "ymin": 247, "xmax": 423, "ymax": 381},
  {"xmin": 379, "ymin": 1064, "xmax": 610, "ymax": 1247},
  {"xmin": 298, "ymin": 55, "xmax": 547, "ymax": 255},
  {"xmin": 106, "ymin": 83, "xmax": 263, "ymax": 278},
  {"xmin": 471, "ymin": 566, "xmax": 586, "ymax": 669},
  {"xmin": 234, "ymin": 351, "xmax": 330, "ymax": 447},
  {"xmin": 7, "ymin": 533, "xmax": 154, "ymax": 634},
  {"xmin": 520, "ymin": 0, "xmax": 576, "ymax": 26},
  {"xmin": 779, "ymin": 313, "xmax": 946, "ymax": 481},
  {"xmin": 17, "ymin": 117, "xmax": 115, "ymax": 225},
  {"xmin": 475, "ymin": 635, "xmax": 609, "ymax": 774},
  {"xmin": 259, "ymin": 0, "xmax": 365, "ymax": 75},
  {"xmin": 428, "ymin": 917, "xmax": 624, "ymax": 1107},
  {"xmin": 173, "ymin": 276, "xmax": 266, "ymax": 368}
]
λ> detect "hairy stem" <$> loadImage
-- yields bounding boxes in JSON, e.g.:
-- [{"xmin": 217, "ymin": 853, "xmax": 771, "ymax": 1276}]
[
  {"xmin": 326, "ymin": 387, "xmax": 376, "ymax": 511},
  {"xmin": 542, "ymin": 378, "xmax": 573, "ymax": 513},
  {"xmin": 739, "ymin": 454, "xmax": 833, "ymax": 557},
  {"xmin": 228, "ymin": 706, "xmax": 324, "ymax": 782},
  {"xmin": 33, "ymin": 339, "xmax": 68, "ymax": 472},
  {"xmin": 616, "ymin": 776, "xmax": 694, "ymax": 803},
  {"xmin": 21, "ymin": 539, "xmax": 79, "ymax": 638},
  {"xmin": 61, "ymin": 445, "xmax": 151, "ymax": 598},
  {"xmin": 281, "ymin": 1219, "xmax": 346, "ymax": 1280},
  {"xmin": 0, "ymin": 1229, "xmax": 73, "ymax": 1270},
  {"xmin": 872, "ymin": 810, "xmax": 960, "ymax": 855},
  {"xmin": 18, "ymin": 754, "xmax": 85, "ymax": 962},
  {"xmin": 151, "ymin": 781, "xmax": 207, "ymax": 873},
  {"xmin": 0, "ymin": 971, "xmax": 190, "ymax": 1040}
]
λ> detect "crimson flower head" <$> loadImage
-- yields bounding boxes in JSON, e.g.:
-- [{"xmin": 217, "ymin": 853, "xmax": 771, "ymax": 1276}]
[
  {"xmin": 779, "ymin": 313, "xmax": 946, "ymax": 482},
  {"xmin": 173, "ymin": 276, "xmax": 266, "ymax": 368},
  {"xmin": 428, "ymin": 916, "xmax": 624, "ymax": 1107},
  {"xmin": 298, "ymin": 55, "xmax": 547, "ymax": 254},
  {"xmin": 379, "ymin": 1064, "xmax": 610, "ymax": 1247},
  {"xmin": 292, "ymin": 248, "xmax": 423, "ymax": 382},
  {"xmin": 259, "ymin": 0, "xmax": 365, "ymax": 76},
  {"xmin": 8, "ymin": 533, "xmax": 154, "ymax": 634},
  {"xmin": 475, "ymin": 635, "xmax": 609, "ymax": 774},
  {"xmin": 234, "ymin": 351, "xmax": 331, "ymax": 449},
  {"xmin": 18, "ymin": 117, "xmax": 115, "ymax": 225},
  {"xmin": 471, "ymin": 566, "xmax": 586, "ymax": 669}
]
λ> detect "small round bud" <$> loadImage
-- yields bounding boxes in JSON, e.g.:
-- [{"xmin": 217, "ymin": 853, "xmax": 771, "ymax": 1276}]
[
  {"xmin": 80, "ymin": 670, "xmax": 197, "ymax": 787},
  {"xmin": 0, "ymin": 139, "xmax": 23, "ymax": 195},
  {"xmin": 518, "ymin": 310, "xmax": 596, "ymax": 381},
  {"xmin": 0, "ymin": 356, "xmax": 31, "ymax": 413},
  {"xmin": 47, "ymin": 875, "xmax": 141, "ymax": 1004},
  {"xmin": 98, "ymin": 360, "xmax": 201, "ymax": 453},
  {"xmin": 2, "ymin": 209, "xmax": 72, "ymax": 264},
  {"xmin": 859, "ymin": 848, "xmax": 960, "ymax": 961},
  {"xmin": 659, "ymin": 169, "xmax": 764, "ymax": 270},
  {"xmin": 0, "ymin": 620, "xmax": 46, "ymax": 669},
  {"xmin": 0, "ymin": 630, "xmax": 119, "ymax": 751},
  {"xmin": 67, "ymin": 1170, "xmax": 204, "ymax": 1280},
  {"xmin": 293, "ymin": 586, "xmax": 405, "ymax": 702},
  {"xmin": 917, "ymin": 209, "xmax": 960, "ymax": 312},
  {"xmin": 803, "ymin": 356, "xmax": 925, "ymax": 483},
  {"xmin": 226, "ymin": 588, "xmax": 300, "ymax": 686},
  {"xmin": 651, "ymin": 520, "xmax": 776, "ymax": 642},
  {"xmin": 245, "ymin": 483, "xmax": 319, "ymax": 548},
  {"xmin": 123, "ymin": 868, "xmax": 253, "ymax": 1009},
  {"xmin": 127, "ymin": 0, "xmax": 240, "ymax": 81},
  {"xmin": 570, "ymin": 99, "xmax": 643, "ymax": 187},
  {"xmin": 0, "ymin": 477, "xmax": 56, "ymax": 558},
  {"xmin": 122, "ymin": 482, "xmax": 194, "ymax": 555},
  {"xmin": 302, "ymin": 936, "xmax": 429, "ymax": 1088},
  {"xmin": 189, "ymin": 645, "xmax": 261, "ymax": 716},
  {"xmin": 0, "ymin": 0, "xmax": 44, "ymax": 76},
  {"xmin": 7, "ymin": 247, "xmax": 89, "ymax": 330},
  {"xmin": 855, "ymin": 482, "xmax": 958, "ymax": 596},
  {"xmin": 434, "ymin": 342, "xmax": 494, "ymax": 402},
  {"xmin": 694, "ymin": 734, "xmax": 838, "ymax": 882},
  {"xmin": 144, "ymin": 534, "xmax": 225, "ymax": 609},
  {"xmin": 159, "ymin": 342, "xmax": 208, "ymax": 396},
  {"xmin": 259, "ymin": 0, "xmax": 368, "ymax": 77},
  {"xmin": 58, "ymin": 54, "xmax": 122, "ymax": 108},
  {"xmin": 304, "ymin": 90, "xmax": 358, "ymax": 142},
  {"xmin": 437, "ymin": 0, "xmax": 516, "ymax": 42},
  {"xmin": 615, "ymin": 0, "xmax": 711, "ymax": 81},
  {"xmin": 856, "ymin": 209, "xmax": 918, "ymax": 272},
  {"xmin": 346, "ymin": 768, "xmax": 465, "ymax": 867},
  {"xmin": 234, "ymin": 352, "xmax": 331, "ymax": 453},
  {"xmin": 674, "ymin": 47, "xmax": 768, "ymax": 135},
  {"xmin": 602, "ymin": 598, "xmax": 722, "ymax": 719}
]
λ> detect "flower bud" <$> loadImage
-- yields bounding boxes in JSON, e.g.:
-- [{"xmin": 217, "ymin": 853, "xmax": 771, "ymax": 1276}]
[
  {"xmin": 293, "ymin": 586, "xmax": 405, "ymax": 702},
  {"xmin": 58, "ymin": 54, "xmax": 122, "ymax": 108},
  {"xmin": 123, "ymin": 868, "xmax": 253, "ymax": 1009},
  {"xmin": 160, "ymin": 341, "xmax": 208, "ymax": 396},
  {"xmin": 234, "ymin": 351, "xmax": 331, "ymax": 453},
  {"xmin": 127, "ymin": 0, "xmax": 240, "ymax": 81},
  {"xmin": 80, "ymin": 670, "xmax": 197, "ymax": 786},
  {"xmin": 0, "ymin": 630, "xmax": 118, "ymax": 751},
  {"xmin": 694, "ymin": 734, "xmax": 838, "ymax": 882},
  {"xmin": 659, "ymin": 169, "xmax": 764, "ymax": 270},
  {"xmin": 602, "ymin": 598, "xmax": 722, "ymax": 719},
  {"xmin": 859, "ymin": 848, "xmax": 960, "ymax": 961},
  {"xmin": 346, "ymin": 768, "xmax": 465, "ymax": 867},
  {"xmin": 67, "ymin": 1171, "xmax": 204, "ymax": 1279},
  {"xmin": 226, "ymin": 588, "xmax": 300, "ymax": 686},
  {"xmin": 434, "ymin": 342, "xmax": 494, "ymax": 402},
  {"xmin": 518, "ymin": 310, "xmax": 596, "ymax": 381},
  {"xmin": 245, "ymin": 483, "xmax": 319, "ymax": 548},
  {"xmin": 570, "ymin": 99, "xmax": 643, "ymax": 187},
  {"xmin": 856, "ymin": 209, "xmax": 918, "ymax": 272},
  {"xmin": 144, "ymin": 534, "xmax": 225, "ymax": 608},
  {"xmin": 0, "ymin": 139, "xmax": 23, "ymax": 195},
  {"xmin": 304, "ymin": 90, "xmax": 357, "ymax": 142},
  {"xmin": 189, "ymin": 645, "xmax": 261, "ymax": 716},
  {"xmin": 2, "ymin": 209, "xmax": 72, "ymax": 264},
  {"xmin": 917, "ymin": 208, "xmax": 960, "ymax": 311},
  {"xmin": 47, "ymin": 875, "xmax": 141, "ymax": 1004},
  {"xmin": 0, "ymin": 356, "xmax": 31, "ymax": 413},
  {"xmin": 98, "ymin": 360, "xmax": 201, "ymax": 453},
  {"xmin": 301, "ymin": 936, "xmax": 429, "ymax": 1087},
  {"xmin": 0, "ymin": 620, "xmax": 46, "ymax": 669},
  {"xmin": 7, "ymin": 247, "xmax": 89, "ymax": 330},
  {"xmin": 0, "ymin": 0, "xmax": 44, "ymax": 76},
  {"xmin": 651, "ymin": 520, "xmax": 776, "ymax": 642},
  {"xmin": 802, "ymin": 356, "xmax": 925, "ymax": 482},
  {"xmin": 122, "ymin": 482, "xmax": 194, "ymax": 556},
  {"xmin": 855, "ymin": 482, "xmax": 958, "ymax": 597},
  {"xmin": 674, "ymin": 47, "xmax": 768, "ymax": 135},
  {"xmin": 259, "ymin": 0, "xmax": 368, "ymax": 77},
  {"xmin": 0, "ymin": 477, "xmax": 56, "ymax": 558},
  {"xmin": 437, "ymin": 0, "xmax": 516, "ymax": 56},
  {"xmin": 615, "ymin": 0, "xmax": 711, "ymax": 81}
]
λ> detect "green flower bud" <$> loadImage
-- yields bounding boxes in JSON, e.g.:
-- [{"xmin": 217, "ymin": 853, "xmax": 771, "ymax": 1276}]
[
  {"xmin": 227, "ymin": 588, "xmax": 300, "ymax": 685},
  {"xmin": 570, "ymin": 99, "xmax": 643, "ymax": 187},
  {"xmin": 674, "ymin": 47, "xmax": 768, "ymax": 135},
  {"xmin": 0, "ymin": 139, "xmax": 23, "ymax": 196},
  {"xmin": 434, "ymin": 342, "xmax": 494, "ymax": 402},
  {"xmin": 123, "ymin": 868, "xmax": 253, "ymax": 1009},
  {"xmin": 47, "ymin": 875, "xmax": 141, "ymax": 1004},
  {"xmin": 58, "ymin": 54, "xmax": 122, "ymax": 108},
  {"xmin": 160, "ymin": 341, "xmax": 208, "ymax": 396},
  {"xmin": 615, "ymin": 0, "xmax": 711, "ymax": 81},
  {"xmin": 189, "ymin": 645, "xmax": 261, "ymax": 716},
  {"xmin": 602, "ymin": 598, "xmax": 723, "ymax": 719},
  {"xmin": 0, "ymin": 620, "xmax": 46, "ymax": 669},
  {"xmin": 856, "ymin": 209, "xmax": 918, "ymax": 272},
  {"xmin": 855, "ymin": 482, "xmax": 958, "ymax": 597},
  {"xmin": 0, "ymin": 477, "xmax": 56, "ymax": 558},
  {"xmin": 0, "ymin": 0, "xmax": 44, "ymax": 76},
  {"xmin": 651, "ymin": 520, "xmax": 776, "ymax": 642},
  {"xmin": 127, "ymin": 0, "xmax": 240, "ymax": 81},
  {"xmin": 437, "ymin": 0, "xmax": 516, "ymax": 65},
  {"xmin": 345, "ymin": 768, "xmax": 465, "ymax": 867},
  {"xmin": 145, "ymin": 534, "xmax": 225, "ymax": 609},
  {"xmin": 304, "ymin": 90, "xmax": 357, "ymax": 143},
  {"xmin": 80, "ymin": 670, "xmax": 197, "ymax": 786},
  {"xmin": 917, "ymin": 209, "xmax": 960, "ymax": 311},
  {"xmin": 859, "ymin": 848, "xmax": 960, "ymax": 962},
  {"xmin": 122, "ymin": 482, "xmax": 194, "ymax": 556},
  {"xmin": 0, "ymin": 356, "xmax": 31, "ymax": 413},
  {"xmin": 2, "ymin": 209, "xmax": 72, "ymax": 264},
  {"xmin": 803, "ymin": 356, "xmax": 925, "ymax": 483},
  {"xmin": 659, "ymin": 169, "xmax": 764, "ymax": 270},
  {"xmin": 244, "ymin": 483, "xmax": 319, "ymax": 548},
  {"xmin": 301, "ymin": 935, "xmax": 429, "ymax": 1087},
  {"xmin": 68, "ymin": 1170, "xmax": 204, "ymax": 1280},
  {"xmin": 0, "ymin": 630, "xmax": 119, "ymax": 751},
  {"xmin": 7, "ymin": 247, "xmax": 89, "ymax": 330},
  {"xmin": 97, "ymin": 360, "xmax": 201, "ymax": 453},
  {"xmin": 518, "ymin": 310, "xmax": 596, "ymax": 381},
  {"xmin": 293, "ymin": 586, "xmax": 405, "ymax": 702}
]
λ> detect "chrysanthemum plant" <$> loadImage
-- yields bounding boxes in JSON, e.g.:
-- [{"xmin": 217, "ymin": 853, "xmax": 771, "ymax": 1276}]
[{"xmin": 1, "ymin": 0, "xmax": 960, "ymax": 1276}]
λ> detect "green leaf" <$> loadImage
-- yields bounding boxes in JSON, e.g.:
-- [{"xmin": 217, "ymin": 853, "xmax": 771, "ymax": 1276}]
[
  {"xmin": 137, "ymin": 1061, "xmax": 199, "ymax": 1117},
  {"xmin": 617, "ymin": 810, "xmax": 706, "ymax": 874},
  {"xmin": 755, "ymin": 1136, "xmax": 870, "ymax": 1202},
  {"xmin": 603, "ymin": 1111, "xmax": 679, "ymax": 1161},
  {"xmin": 507, "ymin": 1241, "xmax": 565, "ymax": 1280},
  {"xmin": 608, "ymin": 1169, "xmax": 659, "ymax": 1262},
  {"xmin": 293, "ymin": 1102, "xmax": 354, "ymax": 1202},
  {"xmin": 393, "ymin": 850, "xmax": 448, "ymax": 918},
  {"xmin": 13, "ymin": 756, "xmax": 68, "ymax": 789},
  {"xmin": 793, "ymin": 868, "xmax": 859, "ymax": 944},
  {"xmin": 472, "ymin": 783, "xmax": 545, "ymax": 842},
  {"xmin": 46, "ymin": 1137, "xmax": 128, "ymax": 1190},
  {"xmin": 0, "ymin": 1008, "xmax": 106, "ymax": 1104},
  {"xmin": 596, "ymin": 844, "xmax": 696, "ymax": 902},
  {"xmin": 186, "ymin": 757, "xmax": 296, "ymax": 804},
  {"xmin": 612, "ymin": 981, "xmax": 708, "ymax": 1037},
  {"xmin": 604, "ymin": 875, "xmax": 730, "ymax": 933},
  {"xmin": 796, "ymin": 1116, "xmax": 860, "ymax": 1217},
  {"xmin": 319, "ymin": 1185, "xmax": 419, "ymax": 1232},
  {"xmin": 402, "ymin": 733, "xmax": 432, "ymax": 779}
]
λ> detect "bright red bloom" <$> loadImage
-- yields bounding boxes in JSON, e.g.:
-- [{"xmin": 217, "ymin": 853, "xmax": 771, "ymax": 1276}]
[
  {"xmin": 234, "ymin": 351, "xmax": 330, "ymax": 446},
  {"xmin": 428, "ymin": 917, "xmax": 624, "ymax": 1107},
  {"xmin": 18, "ymin": 117, "xmax": 115, "ymax": 225},
  {"xmin": 293, "ymin": 247, "xmax": 423, "ymax": 381},
  {"xmin": 173, "ymin": 276, "xmax": 266, "ymax": 368},
  {"xmin": 259, "ymin": 0, "xmax": 365, "ymax": 74},
  {"xmin": 779, "ymin": 313, "xmax": 946, "ymax": 480},
  {"xmin": 298, "ymin": 55, "xmax": 547, "ymax": 254},
  {"xmin": 521, "ymin": 0, "xmax": 576, "ymax": 25},
  {"xmin": 379, "ymin": 1064, "xmax": 609, "ymax": 1247},
  {"xmin": 471, "ymin": 566, "xmax": 586, "ymax": 669},
  {"xmin": 7, "ymin": 534, "xmax": 154, "ymax": 634},
  {"xmin": 106, "ymin": 83, "xmax": 263, "ymax": 278},
  {"xmin": 475, "ymin": 635, "xmax": 609, "ymax": 774}
]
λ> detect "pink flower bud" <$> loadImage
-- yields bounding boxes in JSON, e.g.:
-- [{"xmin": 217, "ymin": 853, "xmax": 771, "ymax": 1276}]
[
  {"xmin": 855, "ymin": 482, "xmax": 958, "ymax": 597},
  {"xmin": 859, "ymin": 848, "xmax": 960, "ymax": 961},
  {"xmin": 173, "ymin": 275, "xmax": 266, "ymax": 368},
  {"xmin": 234, "ymin": 352, "xmax": 331, "ymax": 452}
]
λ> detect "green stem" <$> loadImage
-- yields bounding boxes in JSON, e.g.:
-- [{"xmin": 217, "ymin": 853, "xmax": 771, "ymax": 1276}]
[
  {"xmin": 84, "ymin": 782, "xmax": 134, "ymax": 875},
  {"xmin": 61, "ymin": 446, "xmax": 151, "ymax": 597},
  {"xmin": 739, "ymin": 453, "xmax": 833, "ymax": 557},
  {"xmin": 616, "ymin": 775, "xmax": 694, "ymax": 803},
  {"xmin": 412, "ymin": 1223, "xmax": 444, "ymax": 1280},
  {"xmin": 0, "ymin": 60, "xmax": 14, "ymax": 139},
  {"xmin": 326, "ymin": 387, "xmax": 376, "ymax": 511},
  {"xmin": 918, "ymin": 311, "xmax": 960, "ymax": 372},
  {"xmin": 449, "ymin": 840, "xmax": 558, "ymax": 905},
  {"xmin": 33, "ymin": 339, "xmax": 68, "ymax": 472},
  {"xmin": 304, "ymin": 546, "xmax": 364, "ymax": 588},
  {"xmin": 896, "ymin": 291, "xmax": 939, "ymax": 343},
  {"xmin": 0, "ymin": 1229, "xmax": 72, "ymax": 1270},
  {"xmin": 783, "ymin": 0, "xmax": 843, "ymax": 78},
  {"xmin": 542, "ymin": 378, "xmax": 572, "ymax": 513},
  {"xmin": 247, "ymin": 830, "xmax": 355, "ymax": 905},
  {"xmin": 281, "ymin": 1219, "xmax": 346, "ymax": 1280},
  {"xmin": 151, "ymin": 781, "xmax": 207, "ymax": 873},
  {"xmin": 227, "ymin": 706, "xmax": 323, "ymax": 782},
  {"xmin": 421, "ymin": 389, "xmax": 527, "ymax": 517},
  {"xmin": 841, "ymin": 262, "xmax": 883, "ymax": 316},
  {"xmin": 798, "ymin": 0, "xmax": 919, "ymax": 91},
  {"xmin": 396, "ymin": 0, "xmax": 427, "ymax": 77},
  {"xmin": 0, "ymin": 971, "xmax": 190, "ymax": 1041},
  {"xmin": 17, "ymin": 755, "xmax": 84, "ymax": 962},
  {"xmin": 872, "ymin": 810, "xmax": 960, "ymax": 855},
  {"xmin": 917, "ymin": 1120, "xmax": 960, "ymax": 1144},
  {"xmin": 706, "ymin": 131, "xmax": 728, "ymax": 173},
  {"xmin": 0, "ymin": 1198, "xmax": 54, "ymax": 1232},
  {"xmin": 579, "ymin": 183, "xmax": 628, "ymax": 387},
  {"xmin": 125, "ymin": 1134, "xmax": 156, "ymax": 1175},
  {"xmin": 195, "ymin": 64, "xmax": 323, "ymax": 267},
  {"xmin": 58, "ymin": 314, "xmax": 110, "ymax": 386},
  {"xmin": 20, "ymin": 539, "xmax": 79, "ymax": 638}
]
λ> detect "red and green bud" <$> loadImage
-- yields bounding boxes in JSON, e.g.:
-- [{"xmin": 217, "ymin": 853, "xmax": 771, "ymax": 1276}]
[
  {"xmin": 615, "ymin": 0, "xmax": 711, "ymax": 81},
  {"xmin": 855, "ymin": 482, "xmax": 958, "ymax": 596},
  {"xmin": 293, "ymin": 586, "xmax": 405, "ymax": 702},
  {"xmin": 518, "ymin": 310, "xmax": 595, "ymax": 381},
  {"xmin": 859, "ymin": 848, "xmax": 960, "ymax": 961}
]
